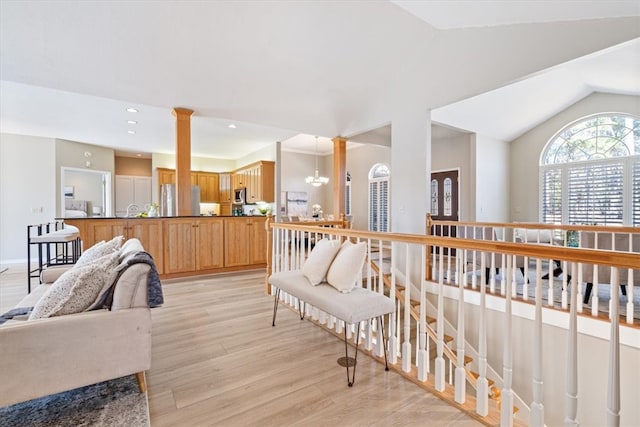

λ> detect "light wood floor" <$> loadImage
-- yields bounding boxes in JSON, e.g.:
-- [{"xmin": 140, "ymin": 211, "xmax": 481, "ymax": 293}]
[{"xmin": 0, "ymin": 264, "xmax": 480, "ymax": 426}]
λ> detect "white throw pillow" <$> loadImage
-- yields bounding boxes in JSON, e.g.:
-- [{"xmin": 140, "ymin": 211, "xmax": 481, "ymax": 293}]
[
  {"xmin": 29, "ymin": 251, "xmax": 120, "ymax": 319},
  {"xmin": 302, "ymin": 238, "xmax": 342, "ymax": 285},
  {"xmin": 75, "ymin": 236, "xmax": 124, "ymax": 268},
  {"xmin": 326, "ymin": 241, "xmax": 367, "ymax": 293}
]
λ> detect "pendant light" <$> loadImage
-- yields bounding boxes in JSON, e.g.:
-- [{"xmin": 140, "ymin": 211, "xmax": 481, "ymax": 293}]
[{"xmin": 305, "ymin": 136, "xmax": 329, "ymax": 187}]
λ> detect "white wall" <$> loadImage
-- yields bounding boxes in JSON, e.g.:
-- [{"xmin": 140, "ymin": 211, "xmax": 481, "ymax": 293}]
[
  {"xmin": 432, "ymin": 133, "xmax": 473, "ymax": 221},
  {"xmin": 235, "ymin": 144, "xmax": 276, "ymax": 168},
  {"xmin": 0, "ymin": 134, "xmax": 56, "ymax": 262},
  {"xmin": 474, "ymin": 134, "xmax": 509, "ymax": 221},
  {"xmin": 279, "ymin": 150, "xmax": 329, "ymax": 218},
  {"xmin": 509, "ymin": 92, "xmax": 640, "ymax": 222}
]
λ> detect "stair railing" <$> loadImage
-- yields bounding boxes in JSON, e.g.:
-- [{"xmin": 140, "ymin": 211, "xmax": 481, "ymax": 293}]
[{"xmin": 265, "ymin": 215, "xmax": 640, "ymax": 427}]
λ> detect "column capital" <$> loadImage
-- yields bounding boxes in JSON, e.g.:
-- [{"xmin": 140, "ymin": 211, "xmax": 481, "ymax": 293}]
[{"xmin": 172, "ymin": 107, "xmax": 194, "ymax": 118}]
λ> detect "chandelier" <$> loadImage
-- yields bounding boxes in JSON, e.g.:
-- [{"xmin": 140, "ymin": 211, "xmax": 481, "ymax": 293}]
[{"xmin": 305, "ymin": 136, "xmax": 329, "ymax": 187}]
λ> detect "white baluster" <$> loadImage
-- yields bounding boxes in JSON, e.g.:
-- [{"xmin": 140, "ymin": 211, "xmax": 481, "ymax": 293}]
[
  {"xmin": 402, "ymin": 244, "xmax": 412, "ymax": 373},
  {"xmin": 388, "ymin": 243, "xmax": 398, "ymax": 364},
  {"xmin": 435, "ymin": 248, "xmax": 446, "ymax": 391},
  {"xmin": 592, "ymin": 233, "xmax": 600, "ymax": 317},
  {"xmin": 418, "ymin": 245, "xmax": 428, "ymax": 381},
  {"xmin": 476, "ymin": 250, "xmax": 488, "ymax": 417},
  {"xmin": 531, "ymin": 257, "xmax": 544, "ymax": 426},
  {"xmin": 500, "ymin": 255, "xmax": 513, "ymax": 427},
  {"xmin": 561, "ymin": 260, "xmax": 569, "ymax": 309},
  {"xmin": 565, "ymin": 262, "xmax": 579, "ymax": 426},
  {"xmin": 627, "ymin": 235, "xmax": 635, "ymax": 324},
  {"xmin": 455, "ymin": 248, "xmax": 466, "ymax": 404},
  {"xmin": 607, "ymin": 268, "xmax": 620, "ymax": 426}
]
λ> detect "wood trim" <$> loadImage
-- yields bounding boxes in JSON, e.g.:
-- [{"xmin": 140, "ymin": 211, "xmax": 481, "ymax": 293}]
[
  {"xmin": 172, "ymin": 107, "xmax": 193, "ymax": 216},
  {"xmin": 332, "ymin": 136, "xmax": 347, "ymax": 219}
]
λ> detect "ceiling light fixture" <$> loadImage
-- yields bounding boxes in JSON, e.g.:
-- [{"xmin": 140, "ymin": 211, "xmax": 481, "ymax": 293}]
[
  {"xmin": 128, "ymin": 130, "xmax": 136, "ymax": 135},
  {"xmin": 228, "ymin": 124, "xmax": 236, "ymax": 129},
  {"xmin": 126, "ymin": 107, "xmax": 138, "ymax": 113},
  {"xmin": 305, "ymin": 136, "xmax": 329, "ymax": 187},
  {"xmin": 127, "ymin": 120, "xmax": 137, "ymax": 125}
]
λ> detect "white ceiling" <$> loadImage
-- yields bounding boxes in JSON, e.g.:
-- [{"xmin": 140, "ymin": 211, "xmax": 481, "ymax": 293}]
[{"xmin": 0, "ymin": 1, "xmax": 638, "ymax": 158}]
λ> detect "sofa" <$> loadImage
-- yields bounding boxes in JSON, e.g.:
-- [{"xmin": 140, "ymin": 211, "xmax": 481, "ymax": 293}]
[{"xmin": 0, "ymin": 237, "xmax": 160, "ymax": 407}]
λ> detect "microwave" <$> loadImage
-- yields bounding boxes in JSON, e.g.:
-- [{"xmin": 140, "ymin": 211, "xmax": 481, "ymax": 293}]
[{"xmin": 234, "ymin": 187, "xmax": 246, "ymax": 204}]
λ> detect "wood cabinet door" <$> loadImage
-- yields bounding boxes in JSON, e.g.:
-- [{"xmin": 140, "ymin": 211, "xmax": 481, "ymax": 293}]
[
  {"xmin": 127, "ymin": 219, "xmax": 164, "ymax": 274},
  {"xmin": 219, "ymin": 173, "xmax": 231, "ymax": 203},
  {"xmin": 198, "ymin": 173, "xmax": 220, "ymax": 203},
  {"xmin": 157, "ymin": 168, "xmax": 175, "ymax": 186},
  {"xmin": 224, "ymin": 219, "xmax": 249, "ymax": 267},
  {"xmin": 196, "ymin": 220, "xmax": 224, "ymax": 270},
  {"xmin": 249, "ymin": 217, "xmax": 267, "ymax": 264},
  {"xmin": 87, "ymin": 219, "xmax": 126, "ymax": 248},
  {"xmin": 163, "ymin": 219, "xmax": 197, "ymax": 274},
  {"xmin": 260, "ymin": 161, "xmax": 275, "ymax": 203}
]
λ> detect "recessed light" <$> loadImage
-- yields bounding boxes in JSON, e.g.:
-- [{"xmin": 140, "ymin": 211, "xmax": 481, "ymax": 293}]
[
  {"xmin": 127, "ymin": 120, "xmax": 137, "ymax": 125},
  {"xmin": 126, "ymin": 108, "xmax": 138, "ymax": 113},
  {"xmin": 128, "ymin": 130, "xmax": 136, "ymax": 135},
  {"xmin": 136, "ymin": 153, "xmax": 142, "ymax": 157},
  {"xmin": 228, "ymin": 124, "xmax": 236, "ymax": 129}
]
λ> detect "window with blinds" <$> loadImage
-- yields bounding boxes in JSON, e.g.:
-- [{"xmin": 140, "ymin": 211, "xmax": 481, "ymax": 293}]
[
  {"xmin": 541, "ymin": 168, "xmax": 562, "ymax": 224},
  {"xmin": 634, "ymin": 159, "xmax": 640, "ymax": 226},
  {"xmin": 539, "ymin": 113, "xmax": 639, "ymax": 226},
  {"xmin": 567, "ymin": 162, "xmax": 624, "ymax": 225},
  {"xmin": 368, "ymin": 164, "xmax": 390, "ymax": 232}
]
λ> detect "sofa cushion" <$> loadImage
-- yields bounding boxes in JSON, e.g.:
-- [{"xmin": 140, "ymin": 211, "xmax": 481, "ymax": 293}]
[
  {"xmin": 75, "ymin": 236, "xmax": 124, "ymax": 268},
  {"xmin": 302, "ymin": 238, "xmax": 342, "ymax": 285},
  {"xmin": 326, "ymin": 241, "xmax": 367, "ymax": 293},
  {"xmin": 29, "ymin": 251, "xmax": 120, "ymax": 319}
]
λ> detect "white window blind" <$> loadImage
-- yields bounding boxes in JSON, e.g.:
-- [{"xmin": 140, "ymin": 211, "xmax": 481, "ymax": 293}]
[
  {"xmin": 542, "ymin": 168, "xmax": 562, "ymax": 224},
  {"xmin": 368, "ymin": 178, "xmax": 389, "ymax": 232},
  {"xmin": 567, "ymin": 161, "xmax": 624, "ymax": 225},
  {"xmin": 634, "ymin": 159, "xmax": 640, "ymax": 226}
]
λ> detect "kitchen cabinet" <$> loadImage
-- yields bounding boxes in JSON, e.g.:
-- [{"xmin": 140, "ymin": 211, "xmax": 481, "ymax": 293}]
[
  {"xmin": 224, "ymin": 217, "xmax": 268, "ymax": 266},
  {"xmin": 157, "ymin": 168, "xmax": 175, "ymax": 186},
  {"xmin": 233, "ymin": 161, "xmax": 275, "ymax": 203},
  {"xmin": 196, "ymin": 172, "xmax": 219, "ymax": 203},
  {"xmin": 115, "ymin": 175, "xmax": 152, "ymax": 217},
  {"xmin": 219, "ymin": 173, "xmax": 232, "ymax": 216},
  {"xmin": 66, "ymin": 218, "xmax": 164, "ymax": 274},
  {"xmin": 163, "ymin": 218, "xmax": 224, "ymax": 274}
]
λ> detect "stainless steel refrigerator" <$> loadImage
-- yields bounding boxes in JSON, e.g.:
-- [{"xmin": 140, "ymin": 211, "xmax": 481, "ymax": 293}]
[{"xmin": 160, "ymin": 184, "xmax": 201, "ymax": 216}]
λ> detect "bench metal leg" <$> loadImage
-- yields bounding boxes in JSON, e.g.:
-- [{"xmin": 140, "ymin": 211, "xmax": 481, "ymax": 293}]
[
  {"xmin": 378, "ymin": 316, "xmax": 390, "ymax": 372},
  {"xmin": 343, "ymin": 321, "xmax": 362, "ymax": 387},
  {"xmin": 298, "ymin": 299, "xmax": 305, "ymax": 320},
  {"xmin": 271, "ymin": 288, "xmax": 281, "ymax": 327}
]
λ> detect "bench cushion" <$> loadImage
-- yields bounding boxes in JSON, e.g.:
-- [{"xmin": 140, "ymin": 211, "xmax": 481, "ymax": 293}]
[{"xmin": 269, "ymin": 270, "xmax": 395, "ymax": 325}]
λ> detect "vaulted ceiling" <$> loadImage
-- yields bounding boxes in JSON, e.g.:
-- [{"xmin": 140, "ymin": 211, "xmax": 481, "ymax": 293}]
[{"xmin": 1, "ymin": 1, "xmax": 638, "ymax": 157}]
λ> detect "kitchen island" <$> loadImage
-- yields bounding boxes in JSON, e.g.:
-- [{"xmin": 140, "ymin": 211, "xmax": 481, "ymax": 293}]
[{"xmin": 63, "ymin": 216, "xmax": 269, "ymax": 278}]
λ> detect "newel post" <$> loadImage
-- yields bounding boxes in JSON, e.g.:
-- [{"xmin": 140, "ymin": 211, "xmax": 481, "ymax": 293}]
[
  {"xmin": 340, "ymin": 212, "xmax": 350, "ymax": 230},
  {"xmin": 426, "ymin": 213, "xmax": 433, "ymax": 281},
  {"xmin": 265, "ymin": 214, "xmax": 274, "ymax": 295}
]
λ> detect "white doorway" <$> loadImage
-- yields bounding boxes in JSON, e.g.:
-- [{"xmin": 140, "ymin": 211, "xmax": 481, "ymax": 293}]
[{"xmin": 60, "ymin": 167, "xmax": 112, "ymax": 217}]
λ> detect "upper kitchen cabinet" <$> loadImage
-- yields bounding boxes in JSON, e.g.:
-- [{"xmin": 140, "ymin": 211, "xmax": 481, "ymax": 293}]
[
  {"xmin": 233, "ymin": 161, "xmax": 274, "ymax": 203},
  {"xmin": 115, "ymin": 175, "xmax": 152, "ymax": 217},
  {"xmin": 196, "ymin": 172, "xmax": 219, "ymax": 203}
]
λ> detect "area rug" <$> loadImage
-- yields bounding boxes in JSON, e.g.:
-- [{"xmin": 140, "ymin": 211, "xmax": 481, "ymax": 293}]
[{"xmin": 0, "ymin": 374, "xmax": 150, "ymax": 427}]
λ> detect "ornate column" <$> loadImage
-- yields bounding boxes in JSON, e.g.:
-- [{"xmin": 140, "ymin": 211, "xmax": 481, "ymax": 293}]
[{"xmin": 172, "ymin": 108, "xmax": 194, "ymax": 216}]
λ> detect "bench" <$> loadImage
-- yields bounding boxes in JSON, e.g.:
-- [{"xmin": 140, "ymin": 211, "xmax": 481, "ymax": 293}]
[{"xmin": 269, "ymin": 269, "xmax": 395, "ymax": 386}]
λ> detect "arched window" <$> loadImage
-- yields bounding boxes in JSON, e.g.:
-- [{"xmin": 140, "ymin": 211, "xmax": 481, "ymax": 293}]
[
  {"xmin": 540, "ymin": 113, "xmax": 640, "ymax": 225},
  {"xmin": 368, "ymin": 163, "xmax": 390, "ymax": 232}
]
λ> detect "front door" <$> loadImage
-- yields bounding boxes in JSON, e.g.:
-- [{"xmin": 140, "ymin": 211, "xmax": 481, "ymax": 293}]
[{"xmin": 430, "ymin": 170, "xmax": 459, "ymax": 254}]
